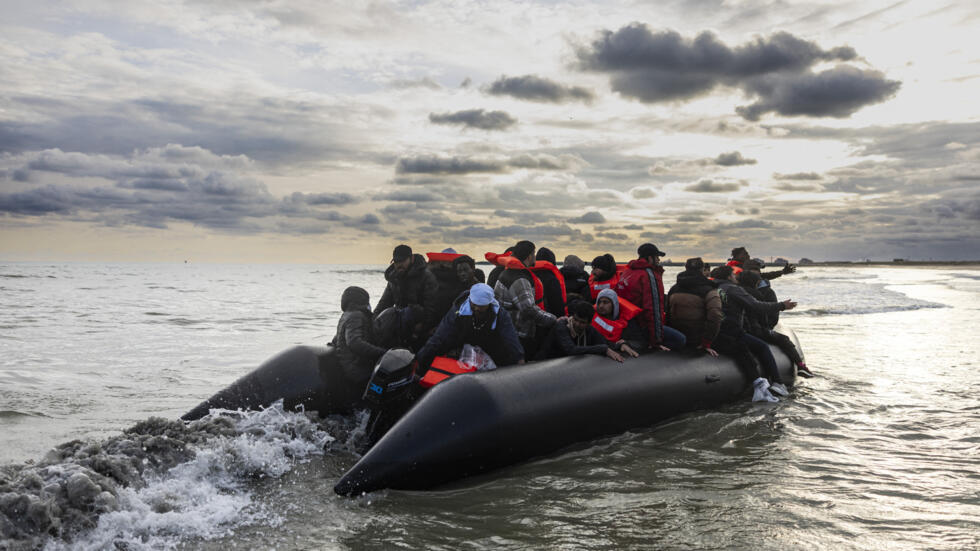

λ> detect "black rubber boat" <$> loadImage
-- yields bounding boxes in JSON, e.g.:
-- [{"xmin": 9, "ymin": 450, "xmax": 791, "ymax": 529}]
[{"xmin": 182, "ymin": 327, "xmax": 802, "ymax": 495}]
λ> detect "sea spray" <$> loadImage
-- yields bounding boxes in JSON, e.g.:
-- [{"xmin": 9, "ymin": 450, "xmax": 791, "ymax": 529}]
[{"xmin": 0, "ymin": 401, "xmax": 335, "ymax": 550}]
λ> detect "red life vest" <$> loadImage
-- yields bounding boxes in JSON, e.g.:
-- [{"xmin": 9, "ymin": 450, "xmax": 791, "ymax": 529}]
[
  {"xmin": 726, "ymin": 260, "xmax": 743, "ymax": 275},
  {"xmin": 419, "ymin": 356, "xmax": 477, "ymax": 388},
  {"xmin": 588, "ymin": 264, "xmax": 628, "ymax": 300},
  {"xmin": 590, "ymin": 297, "xmax": 642, "ymax": 342},
  {"xmin": 426, "ymin": 251, "xmax": 464, "ymax": 263},
  {"xmin": 485, "ymin": 251, "xmax": 546, "ymax": 310},
  {"xmin": 528, "ymin": 260, "xmax": 567, "ymax": 314}
]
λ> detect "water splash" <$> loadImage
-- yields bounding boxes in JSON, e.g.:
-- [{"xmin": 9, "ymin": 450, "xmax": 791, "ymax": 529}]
[{"xmin": 0, "ymin": 402, "xmax": 335, "ymax": 550}]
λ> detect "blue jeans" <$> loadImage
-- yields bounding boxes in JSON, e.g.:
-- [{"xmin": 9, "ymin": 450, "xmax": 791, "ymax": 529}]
[{"xmin": 662, "ymin": 326, "xmax": 687, "ymax": 350}]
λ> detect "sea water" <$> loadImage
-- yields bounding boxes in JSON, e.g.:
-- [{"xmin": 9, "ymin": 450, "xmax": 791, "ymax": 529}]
[{"xmin": 1, "ymin": 262, "xmax": 978, "ymax": 550}]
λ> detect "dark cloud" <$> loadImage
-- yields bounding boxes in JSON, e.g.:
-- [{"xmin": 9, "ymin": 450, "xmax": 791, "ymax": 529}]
[
  {"xmin": 394, "ymin": 153, "xmax": 585, "ymax": 175},
  {"xmin": 485, "ymin": 75, "xmax": 596, "ymax": 104},
  {"xmin": 575, "ymin": 24, "xmax": 897, "ymax": 120},
  {"xmin": 396, "ymin": 156, "xmax": 504, "ymax": 175},
  {"xmin": 713, "ymin": 151, "xmax": 757, "ymax": 166},
  {"xmin": 0, "ymin": 148, "xmax": 376, "ymax": 235},
  {"xmin": 570, "ymin": 211, "xmax": 606, "ymax": 224},
  {"xmin": 774, "ymin": 171, "xmax": 822, "ymax": 180},
  {"xmin": 775, "ymin": 182, "xmax": 823, "ymax": 192},
  {"xmin": 685, "ymin": 179, "xmax": 745, "ymax": 192},
  {"xmin": 375, "ymin": 189, "xmax": 443, "ymax": 202},
  {"xmin": 0, "ymin": 95, "xmax": 390, "ymax": 167},
  {"xmin": 735, "ymin": 66, "xmax": 901, "ymax": 121},
  {"xmin": 429, "ymin": 109, "xmax": 517, "ymax": 131}
]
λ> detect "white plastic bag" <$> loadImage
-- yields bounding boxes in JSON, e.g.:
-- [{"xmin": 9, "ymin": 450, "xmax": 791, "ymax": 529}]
[{"xmin": 459, "ymin": 344, "xmax": 498, "ymax": 371}]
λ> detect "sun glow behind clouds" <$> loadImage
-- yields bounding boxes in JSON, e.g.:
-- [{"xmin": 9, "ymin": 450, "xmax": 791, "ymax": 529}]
[{"xmin": 0, "ymin": 0, "xmax": 978, "ymax": 262}]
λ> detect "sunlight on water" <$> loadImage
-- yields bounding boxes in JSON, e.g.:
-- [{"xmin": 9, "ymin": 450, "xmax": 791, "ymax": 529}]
[{"xmin": 1, "ymin": 263, "xmax": 979, "ymax": 550}]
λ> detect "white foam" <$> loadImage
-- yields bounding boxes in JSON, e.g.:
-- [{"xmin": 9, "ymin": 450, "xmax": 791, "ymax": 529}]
[{"xmin": 45, "ymin": 402, "xmax": 332, "ymax": 551}]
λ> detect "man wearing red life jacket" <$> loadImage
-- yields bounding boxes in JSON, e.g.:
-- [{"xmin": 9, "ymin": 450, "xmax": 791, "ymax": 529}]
[
  {"xmin": 616, "ymin": 243, "xmax": 687, "ymax": 351},
  {"xmin": 493, "ymin": 240, "xmax": 557, "ymax": 359},
  {"xmin": 591, "ymin": 289, "xmax": 641, "ymax": 358},
  {"xmin": 587, "ymin": 253, "xmax": 619, "ymax": 300}
]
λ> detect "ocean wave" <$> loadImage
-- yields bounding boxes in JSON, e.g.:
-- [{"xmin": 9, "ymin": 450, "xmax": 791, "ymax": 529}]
[
  {"xmin": 795, "ymin": 303, "xmax": 946, "ymax": 316},
  {"xmin": 0, "ymin": 402, "xmax": 337, "ymax": 550}
]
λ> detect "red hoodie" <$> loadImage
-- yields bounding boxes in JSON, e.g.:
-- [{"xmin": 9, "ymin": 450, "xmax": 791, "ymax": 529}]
[{"xmin": 615, "ymin": 258, "xmax": 666, "ymax": 345}]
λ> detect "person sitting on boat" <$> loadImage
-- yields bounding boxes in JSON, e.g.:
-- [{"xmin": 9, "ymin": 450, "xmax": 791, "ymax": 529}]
[
  {"xmin": 330, "ymin": 286, "xmax": 389, "ymax": 402},
  {"xmin": 534, "ymin": 246, "xmax": 567, "ymax": 317},
  {"xmin": 666, "ymin": 257, "xmax": 723, "ymax": 357},
  {"xmin": 486, "ymin": 245, "xmax": 513, "ymax": 289},
  {"xmin": 453, "ymin": 254, "xmax": 485, "ymax": 287},
  {"xmin": 712, "ymin": 265, "xmax": 796, "ymax": 399},
  {"xmin": 592, "ymin": 289, "xmax": 641, "ymax": 357},
  {"xmin": 728, "ymin": 246, "xmax": 796, "ymax": 280},
  {"xmin": 617, "ymin": 243, "xmax": 687, "ymax": 352},
  {"xmin": 537, "ymin": 301, "xmax": 625, "ymax": 362},
  {"xmin": 560, "ymin": 254, "xmax": 590, "ymax": 305},
  {"xmin": 494, "ymin": 240, "xmax": 557, "ymax": 359},
  {"xmin": 415, "ymin": 283, "xmax": 524, "ymax": 372},
  {"xmin": 428, "ymin": 248, "xmax": 467, "ymax": 324},
  {"xmin": 737, "ymin": 266, "xmax": 813, "ymax": 378},
  {"xmin": 374, "ymin": 244, "xmax": 439, "ymax": 342},
  {"xmin": 588, "ymin": 253, "xmax": 619, "ymax": 300}
]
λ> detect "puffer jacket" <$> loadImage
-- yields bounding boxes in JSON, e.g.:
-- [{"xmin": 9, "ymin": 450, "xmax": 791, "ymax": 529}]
[
  {"xmin": 716, "ymin": 280, "xmax": 785, "ymax": 336},
  {"xmin": 373, "ymin": 253, "xmax": 439, "ymax": 330},
  {"xmin": 666, "ymin": 270, "xmax": 723, "ymax": 348},
  {"xmin": 616, "ymin": 258, "xmax": 666, "ymax": 345},
  {"xmin": 331, "ymin": 287, "xmax": 387, "ymax": 385}
]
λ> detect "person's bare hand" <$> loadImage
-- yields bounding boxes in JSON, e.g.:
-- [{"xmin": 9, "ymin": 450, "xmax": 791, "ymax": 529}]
[
  {"xmin": 699, "ymin": 346, "xmax": 719, "ymax": 357},
  {"xmin": 606, "ymin": 348, "xmax": 624, "ymax": 363},
  {"xmin": 782, "ymin": 299, "xmax": 797, "ymax": 310}
]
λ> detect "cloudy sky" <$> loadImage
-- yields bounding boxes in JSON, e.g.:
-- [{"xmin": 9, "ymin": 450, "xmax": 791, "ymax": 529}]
[{"xmin": 1, "ymin": 0, "xmax": 978, "ymax": 263}]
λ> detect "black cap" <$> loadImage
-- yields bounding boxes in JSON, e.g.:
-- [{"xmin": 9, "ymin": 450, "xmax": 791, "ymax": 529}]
[
  {"xmin": 638, "ymin": 243, "xmax": 665, "ymax": 258},
  {"xmin": 392, "ymin": 244, "xmax": 412, "ymax": 262}
]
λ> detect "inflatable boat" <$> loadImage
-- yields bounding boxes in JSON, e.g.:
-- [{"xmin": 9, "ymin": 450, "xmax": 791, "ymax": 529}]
[{"xmin": 182, "ymin": 328, "xmax": 802, "ymax": 495}]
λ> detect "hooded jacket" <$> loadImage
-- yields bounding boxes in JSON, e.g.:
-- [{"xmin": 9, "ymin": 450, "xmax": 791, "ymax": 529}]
[
  {"xmin": 416, "ymin": 291, "xmax": 524, "ymax": 370},
  {"xmin": 666, "ymin": 270, "xmax": 723, "ymax": 348},
  {"xmin": 374, "ymin": 253, "xmax": 439, "ymax": 330},
  {"xmin": 716, "ymin": 279, "xmax": 785, "ymax": 336},
  {"xmin": 331, "ymin": 287, "xmax": 388, "ymax": 385},
  {"xmin": 560, "ymin": 263, "xmax": 590, "ymax": 304},
  {"xmin": 616, "ymin": 258, "xmax": 667, "ymax": 345}
]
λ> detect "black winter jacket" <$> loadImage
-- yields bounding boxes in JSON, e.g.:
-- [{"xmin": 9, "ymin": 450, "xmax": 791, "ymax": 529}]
[
  {"xmin": 536, "ymin": 319, "xmax": 609, "ymax": 360},
  {"xmin": 716, "ymin": 280, "xmax": 784, "ymax": 336},
  {"xmin": 331, "ymin": 288, "xmax": 387, "ymax": 385},
  {"xmin": 560, "ymin": 265, "xmax": 590, "ymax": 304},
  {"xmin": 415, "ymin": 292, "xmax": 524, "ymax": 370},
  {"xmin": 374, "ymin": 253, "xmax": 439, "ymax": 330}
]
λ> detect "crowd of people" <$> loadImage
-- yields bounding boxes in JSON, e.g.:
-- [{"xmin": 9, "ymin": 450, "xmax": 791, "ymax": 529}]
[{"xmin": 331, "ymin": 241, "xmax": 811, "ymax": 406}]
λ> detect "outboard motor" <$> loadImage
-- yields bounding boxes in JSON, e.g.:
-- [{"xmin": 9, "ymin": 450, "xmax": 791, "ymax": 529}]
[{"xmin": 361, "ymin": 349, "xmax": 423, "ymax": 452}]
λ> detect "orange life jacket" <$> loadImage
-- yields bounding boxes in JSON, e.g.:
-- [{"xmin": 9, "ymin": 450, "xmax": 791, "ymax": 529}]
[
  {"xmin": 419, "ymin": 356, "xmax": 477, "ymax": 388},
  {"xmin": 590, "ymin": 297, "xmax": 642, "ymax": 342},
  {"xmin": 726, "ymin": 260, "xmax": 743, "ymax": 275},
  {"xmin": 588, "ymin": 264, "xmax": 627, "ymax": 300},
  {"xmin": 485, "ymin": 251, "xmax": 546, "ymax": 309}
]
